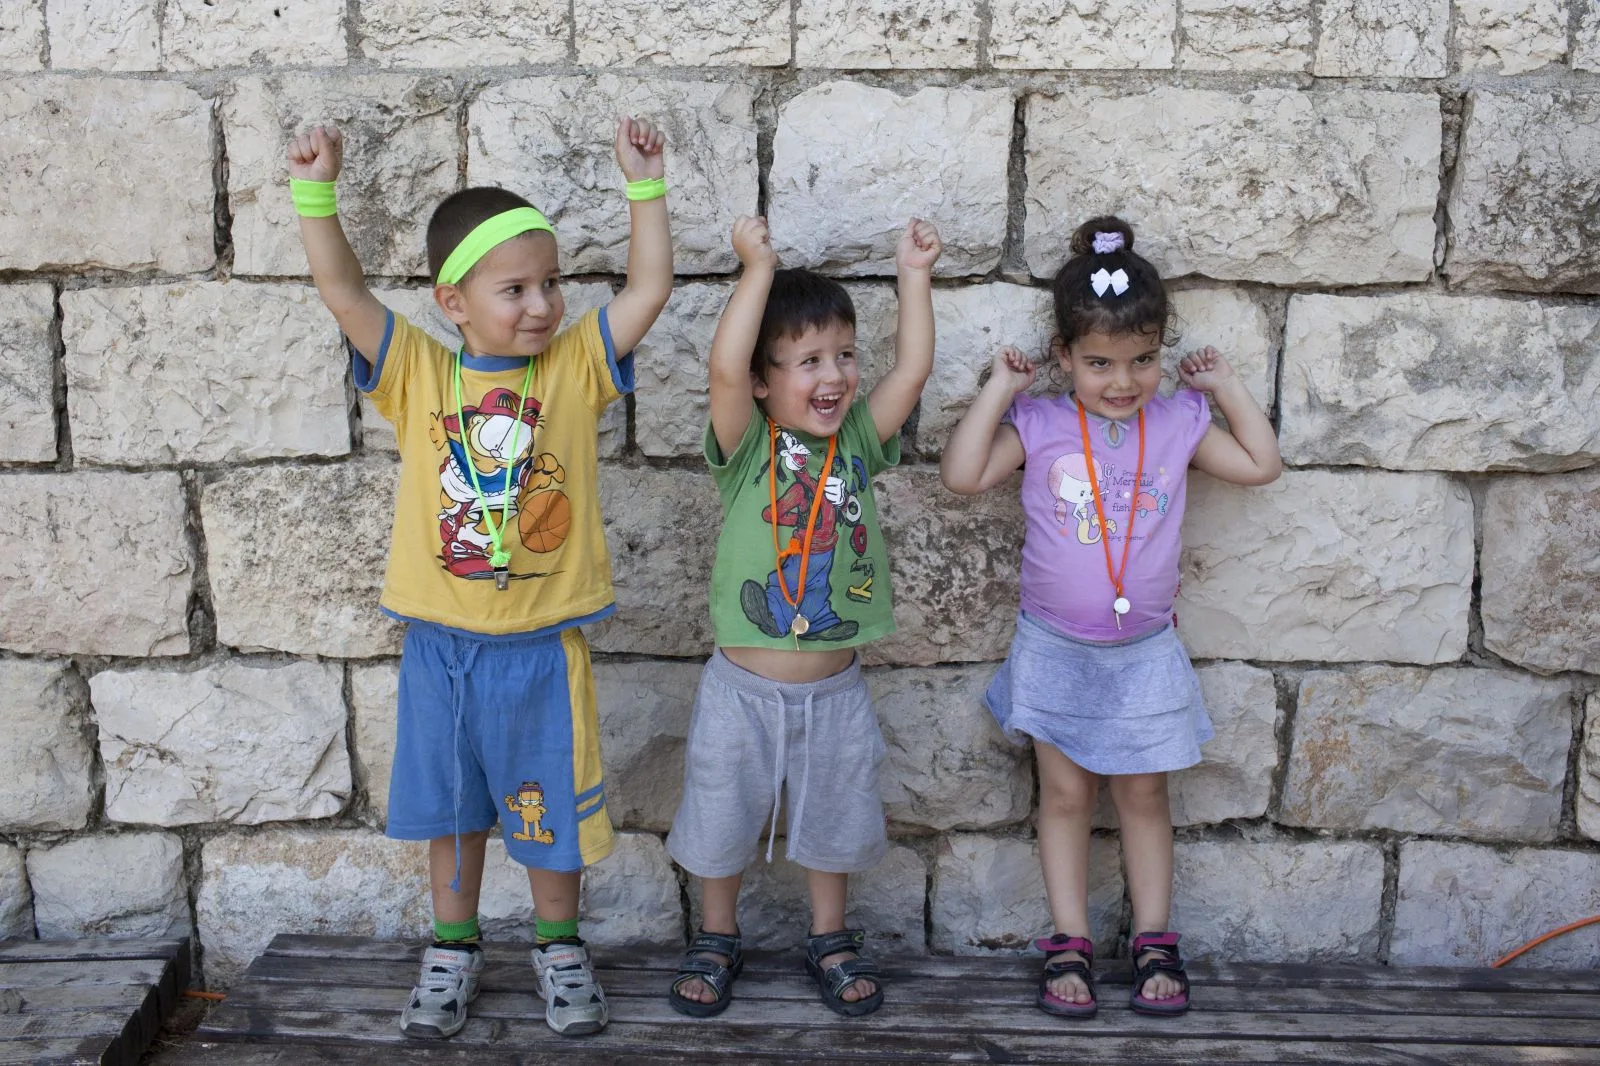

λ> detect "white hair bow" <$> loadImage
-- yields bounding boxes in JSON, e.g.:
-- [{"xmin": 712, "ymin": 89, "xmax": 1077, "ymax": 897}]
[{"xmin": 1090, "ymin": 268, "xmax": 1129, "ymax": 297}]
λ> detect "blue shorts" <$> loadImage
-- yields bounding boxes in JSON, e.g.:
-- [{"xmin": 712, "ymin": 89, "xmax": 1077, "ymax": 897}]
[{"xmin": 387, "ymin": 621, "xmax": 615, "ymax": 872}]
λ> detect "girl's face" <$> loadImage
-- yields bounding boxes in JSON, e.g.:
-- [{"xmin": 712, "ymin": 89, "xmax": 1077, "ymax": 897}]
[{"xmin": 1061, "ymin": 328, "xmax": 1163, "ymax": 421}]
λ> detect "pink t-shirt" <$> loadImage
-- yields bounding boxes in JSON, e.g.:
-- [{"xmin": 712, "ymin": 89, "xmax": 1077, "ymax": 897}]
[{"xmin": 1008, "ymin": 389, "xmax": 1211, "ymax": 643}]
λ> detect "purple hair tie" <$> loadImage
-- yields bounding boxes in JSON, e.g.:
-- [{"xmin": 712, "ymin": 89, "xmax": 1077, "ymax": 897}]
[{"xmin": 1092, "ymin": 231, "xmax": 1124, "ymax": 255}]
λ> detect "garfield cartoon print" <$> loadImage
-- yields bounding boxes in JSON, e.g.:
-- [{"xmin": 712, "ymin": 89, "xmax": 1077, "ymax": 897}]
[{"xmin": 434, "ymin": 386, "xmax": 572, "ymax": 580}]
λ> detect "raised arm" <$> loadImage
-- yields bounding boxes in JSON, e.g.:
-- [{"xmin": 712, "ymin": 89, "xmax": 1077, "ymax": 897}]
[
  {"xmin": 287, "ymin": 125, "xmax": 388, "ymax": 365},
  {"xmin": 707, "ymin": 216, "xmax": 777, "ymax": 458},
  {"xmin": 604, "ymin": 116, "xmax": 673, "ymax": 356},
  {"xmin": 867, "ymin": 218, "xmax": 942, "ymax": 443},
  {"xmin": 1182, "ymin": 346, "xmax": 1283, "ymax": 486},
  {"xmin": 940, "ymin": 346, "xmax": 1033, "ymax": 494}
]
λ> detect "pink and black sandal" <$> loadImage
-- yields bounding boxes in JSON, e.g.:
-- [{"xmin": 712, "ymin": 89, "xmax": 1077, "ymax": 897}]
[
  {"xmin": 1033, "ymin": 934, "xmax": 1097, "ymax": 1018},
  {"xmin": 1129, "ymin": 931, "xmax": 1190, "ymax": 1016}
]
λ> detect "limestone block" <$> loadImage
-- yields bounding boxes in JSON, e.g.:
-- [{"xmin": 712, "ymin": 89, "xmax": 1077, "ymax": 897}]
[
  {"xmin": 576, "ymin": 0, "xmax": 788, "ymax": 65},
  {"xmin": 46, "ymin": 0, "xmax": 160, "ymax": 70},
  {"xmin": 1177, "ymin": 471, "xmax": 1472, "ymax": 663},
  {"xmin": 1481, "ymin": 470, "xmax": 1600, "ymax": 675},
  {"xmin": 0, "ymin": 845, "xmax": 29, "ymax": 938},
  {"xmin": 868, "ymin": 467, "xmax": 1026, "ymax": 667},
  {"xmin": 471, "ymin": 78, "xmax": 756, "ymax": 276},
  {"xmin": 1280, "ymin": 294, "xmax": 1600, "ymax": 472},
  {"xmin": 0, "ymin": 471, "xmax": 191, "ymax": 656},
  {"xmin": 361, "ymin": 0, "xmax": 567, "ymax": 67},
  {"xmin": 0, "ymin": 77, "xmax": 211, "ymax": 272},
  {"xmin": 1024, "ymin": 89, "xmax": 1439, "ymax": 286},
  {"xmin": 1579, "ymin": 696, "xmax": 1600, "ymax": 841},
  {"xmin": 990, "ymin": 0, "xmax": 1175, "ymax": 68},
  {"xmin": 595, "ymin": 661, "xmax": 699, "ymax": 833},
  {"xmin": 1169, "ymin": 662, "xmax": 1279, "ymax": 826},
  {"xmin": 225, "ymin": 74, "xmax": 461, "ymax": 279},
  {"xmin": 197, "ymin": 830, "xmax": 431, "ymax": 984},
  {"xmin": 479, "ymin": 833, "xmax": 681, "ymax": 947},
  {"xmin": 0, "ymin": 660, "xmax": 93, "ymax": 832},
  {"xmin": 795, "ymin": 0, "xmax": 981, "ymax": 68},
  {"xmin": 588, "ymin": 466, "xmax": 719, "ymax": 658},
  {"xmin": 633, "ymin": 282, "xmax": 731, "ymax": 459},
  {"xmin": 1314, "ymin": 0, "xmax": 1448, "ymax": 77},
  {"xmin": 94, "ymin": 660, "xmax": 350, "ymax": 827},
  {"xmin": 350, "ymin": 663, "xmax": 398, "ymax": 829},
  {"xmin": 1445, "ymin": 92, "xmax": 1600, "ymax": 294},
  {"xmin": 1180, "ymin": 0, "xmax": 1312, "ymax": 72},
  {"xmin": 770, "ymin": 83, "xmax": 1010, "ymax": 278},
  {"xmin": 1167, "ymin": 287, "xmax": 1274, "ymax": 415},
  {"xmin": 64, "ymin": 283, "xmax": 351, "ymax": 466},
  {"xmin": 161, "ymin": 0, "xmax": 345, "ymax": 69},
  {"xmin": 28, "ymin": 833, "xmax": 188, "ymax": 939},
  {"xmin": 1172, "ymin": 840, "xmax": 1382, "ymax": 961},
  {"xmin": 690, "ymin": 846, "xmax": 926, "ymax": 954},
  {"xmin": 1579, "ymin": 2, "xmax": 1600, "ymax": 71},
  {"xmin": 917, "ymin": 284, "xmax": 1054, "ymax": 456},
  {"xmin": 873, "ymin": 666, "xmax": 1031, "ymax": 832},
  {"xmin": 0, "ymin": 284, "xmax": 56, "ymax": 462},
  {"xmin": 0, "ymin": 0, "xmax": 42, "ymax": 70},
  {"xmin": 362, "ymin": 283, "xmax": 618, "ymax": 457},
  {"xmin": 1282, "ymin": 666, "xmax": 1570, "ymax": 840},
  {"xmin": 1392, "ymin": 842, "xmax": 1600, "ymax": 968},
  {"xmin": 1456, "ymin": 0, "xmax": 1567, "ymax": 74},
  {"xmin": 203, "ymin": 461, "xmax": 404, "ymax": 657},
  {"xmin": 931, "ymin": 834, "xmax": 1123, "ymax": 953}
]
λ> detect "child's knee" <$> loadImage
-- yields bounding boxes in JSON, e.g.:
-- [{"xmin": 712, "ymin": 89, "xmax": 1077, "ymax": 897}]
[
  {"xmin": 1108, "ymin": 772, "xmax": 1169, "ymax": 817},
  {"xmin": 1038, "ymin": 770, "xmax": 1097, "ymax": 820}
]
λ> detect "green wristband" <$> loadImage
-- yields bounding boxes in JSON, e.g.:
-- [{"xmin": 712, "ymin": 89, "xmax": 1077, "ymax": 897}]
[
  {"xmin": 290, "ymin": 178, "xmax": 338, "ymax": 218},
  {"xmin": 625, "ymin": 177, "xmax": 666, "ymax": 202}
]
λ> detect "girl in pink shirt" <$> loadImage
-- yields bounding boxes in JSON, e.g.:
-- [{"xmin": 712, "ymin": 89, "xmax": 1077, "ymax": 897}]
[{"xmin": 941, "ymin": 217, "xmax": 1281, "ymax": 1019}]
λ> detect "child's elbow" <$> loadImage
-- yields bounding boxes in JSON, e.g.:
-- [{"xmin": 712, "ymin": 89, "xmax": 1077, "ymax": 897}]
[{"xmin": 1251, "ymin": 456, "xmax": 1283, "ymax": 485}]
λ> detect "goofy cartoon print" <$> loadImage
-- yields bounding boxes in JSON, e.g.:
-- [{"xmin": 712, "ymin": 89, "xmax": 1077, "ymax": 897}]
[{"xmin": 739, "ymin": 429, "xmax": 870, "ymax": 642}]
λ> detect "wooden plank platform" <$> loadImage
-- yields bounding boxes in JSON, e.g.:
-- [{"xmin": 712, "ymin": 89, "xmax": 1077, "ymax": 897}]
[
  {"xmin": 182, "ymin": 934, "xmax": 1600, "ymax": 1065},
  {"xmin": 0, "ymin": 937, "xmax": 190, "ymax": 1066}
]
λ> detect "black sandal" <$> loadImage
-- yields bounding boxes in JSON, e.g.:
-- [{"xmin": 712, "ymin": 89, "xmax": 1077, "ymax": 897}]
[
  {"xmin": 667, "ymin": 930, "xmax": 744, "ymax": 1018},
  {"xmin": 803, "ymin": 929, "xmax": 884, "ymax": 1017},
  {"xmin": 1033, "ymin": 933, "xmax": 1097, "ymax": 1018},
  {"xmin": 1129, "ymin": 930, "xmax": 1191, "ymax": 1016}
]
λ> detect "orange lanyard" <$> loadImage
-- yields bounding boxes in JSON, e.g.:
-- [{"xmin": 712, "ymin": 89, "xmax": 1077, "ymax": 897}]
[
  {"xmin": 1077, "ymin": 400, "xmax": 1144, "ymax": 627},
  {"xmin": 768, "ymin": 420, "xmax": 838, "ymax": 616}
]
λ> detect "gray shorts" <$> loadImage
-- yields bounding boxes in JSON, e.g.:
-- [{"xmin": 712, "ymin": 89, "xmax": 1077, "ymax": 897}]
[{"xmin": 666, "ymin": 650, "xmax": 888, "ymax": 878}]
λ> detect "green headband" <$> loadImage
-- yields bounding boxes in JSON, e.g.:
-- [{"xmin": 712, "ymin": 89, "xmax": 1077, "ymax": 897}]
[{"xmin": 436, "ymin": 207, "xmax": 555, "ymax": 285}]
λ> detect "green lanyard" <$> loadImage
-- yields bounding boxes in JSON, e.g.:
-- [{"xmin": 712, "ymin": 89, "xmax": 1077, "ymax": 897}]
[{"xmin": 451, "ymin": 349, "xmax": 537, "ymax": 589}]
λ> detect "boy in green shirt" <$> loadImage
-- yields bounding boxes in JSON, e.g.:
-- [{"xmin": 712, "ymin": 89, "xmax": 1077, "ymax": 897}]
[{"xmin": 665, "ymin": 214, "xmax": 941, "ymax": 1018}]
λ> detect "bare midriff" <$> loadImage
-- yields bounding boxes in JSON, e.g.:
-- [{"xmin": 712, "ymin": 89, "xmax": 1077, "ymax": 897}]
[{"xmin": 721, "ymin": 645, "xmax": 855, "ymax": 685}]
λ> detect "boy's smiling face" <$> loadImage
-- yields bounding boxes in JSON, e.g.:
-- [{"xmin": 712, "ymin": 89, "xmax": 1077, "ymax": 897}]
[
  {"xmin": 752, "ymin": 319, "xmax": 860, "ymax": 438},
  {"xmin": 435, "ymin": 231, "xmax": 564, "ymax": 357}
]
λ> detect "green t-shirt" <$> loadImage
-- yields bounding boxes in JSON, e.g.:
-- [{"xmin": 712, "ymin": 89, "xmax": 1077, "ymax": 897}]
[{"xmin": 707, "ymin": 400, "xmax": 900, "ymax": 649}]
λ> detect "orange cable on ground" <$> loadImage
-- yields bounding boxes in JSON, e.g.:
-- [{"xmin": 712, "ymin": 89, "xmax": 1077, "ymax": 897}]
[
  {"xmin": 183, "ymin": 989, "xmax": 228, "ymax": 1001},
  {"xmin": 1490, "ymin": 915, "xmax": 1600, "ymax": 968}
]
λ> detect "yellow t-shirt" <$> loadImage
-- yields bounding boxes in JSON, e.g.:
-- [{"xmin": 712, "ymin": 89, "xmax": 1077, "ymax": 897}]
[{"xmin": 357, "ymin": 307, "xmax": 631, "ymax": 635}]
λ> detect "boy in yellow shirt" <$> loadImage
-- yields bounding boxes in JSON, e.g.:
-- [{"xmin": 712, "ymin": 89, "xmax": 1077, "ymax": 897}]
[{"xmin": 287, "ymin": 117, "xmax": 671, "ymax": 1039}]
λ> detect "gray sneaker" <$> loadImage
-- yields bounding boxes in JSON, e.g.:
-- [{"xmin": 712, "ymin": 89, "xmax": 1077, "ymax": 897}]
[
  {"xmin": 531, "ymin": 941, "xmax": 609, "ymax": 1036},
  {"xmin": 399, "ymin": 943, "xmax": 486, "ymax": 1039}
]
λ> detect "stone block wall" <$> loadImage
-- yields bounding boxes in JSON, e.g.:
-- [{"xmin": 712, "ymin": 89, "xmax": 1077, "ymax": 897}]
[{"xmin": 1, "ymin": 1, "xmax": 1597, "ymax": 987}]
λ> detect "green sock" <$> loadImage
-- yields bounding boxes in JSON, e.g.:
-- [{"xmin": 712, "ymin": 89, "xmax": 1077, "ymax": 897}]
[
  {"xmin": 434, "ymin": 915, "xmax": 480, "ymax": 944},
  {"xmin": 535, "ymin": 916, "xmax": 579, "ymax": 944}
]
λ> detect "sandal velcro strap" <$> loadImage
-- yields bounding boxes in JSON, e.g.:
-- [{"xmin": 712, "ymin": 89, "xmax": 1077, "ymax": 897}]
[
  {"xmin": 1033, "ymin": 934, "xmax": 1094, "ymax": 962},
  {"xmin": 1131, "ymin": 931, "xmax": 1181, "ymax": 953},
  {"xmin": 686, "ymin": 931, "xmax": 743, "ymax": 959},
  {"xmin": 804, "ymin": 928, "xmax": 866, "ymax": 961},
  {"xmin": 819, "ymin": 956, "xmax": 878, "ymax": 997}
]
